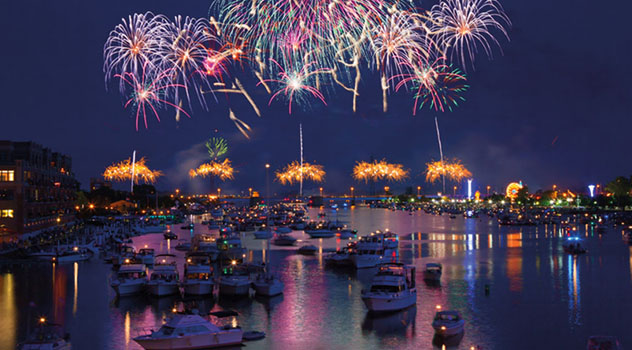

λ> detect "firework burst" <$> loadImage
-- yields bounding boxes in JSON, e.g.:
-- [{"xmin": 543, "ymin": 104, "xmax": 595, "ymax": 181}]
[
  {"xmin": 190, "ymin": 159, "xmax": 235, "ymax": 180},
  {"xmin": 276, "ymin": 161, "xmax": 325, "ymax": 185},
  {"xmin": 425, "ymin": 158, "xmax": 472, "ymax": 183},
  {"xmin": 206, "ymin": 137, "xmax": 228, "ymax": 160},
  {"xmin": 353, "ymin": 159, "xmax": 409, "ymax": 183},
  {"xmin": 103, "ymin": 157, "xmax": 163, "ymax": 183}
]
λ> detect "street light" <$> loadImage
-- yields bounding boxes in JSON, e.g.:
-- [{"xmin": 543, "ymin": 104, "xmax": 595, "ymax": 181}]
[
  {"xmin": 486, "ymin": 185, "xmax": 491, "ymax": 196},
  {"xmin": 417, "ymin": 186, "xmax": 421, "ymax": 198},
  {"xmin": 350, "ymin": 187, "xmax": 354, "ymax": 198},
  {"xmin": 248, "ymin": 188, "xmax": 252, "ymax": 198},
  {"xmin": 453, "ymin": 185, "xmax": 457, "ymax": 197},
  {"xmin": 319, "ymin": 187, "xmax": 323, "ymax": 197},
  {"xmin": 384, "ymin": 186, "xmax": 390, "ymax": 195},
  {"xmin": 217, "ymin": 188, "xmax": 221, "ymax": 199},
  {"xmin": 265, "ymin": 164, "xmax": 270, "ymax": 206}
]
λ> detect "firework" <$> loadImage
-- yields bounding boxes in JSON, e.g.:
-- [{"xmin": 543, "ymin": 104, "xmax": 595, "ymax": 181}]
[
  {"xmin": 353, "ymin": 159, "xmax": 409, "ymax": 183},
  {"xmin": 275, "ymin": 161, "xmax": 325, "ymax": 185},
  {"xmin": 115, "ymin": 63, "xmax": 191, "ymax": 130},
  {"xmin": 425, "ymin": 158, "xmax": 472, "ymax": 184},
  {"xmin": 103, "ymin": 157, "xmax": 163, "ymax": 183},
  {"xmin": 104, "ymin": 12, "xmax": 167, "ymax": 90},
  {"xmin": 190, "ymin": 159, "xmax": 235, "ymax": 180},
  {"xmin": 206, "ymin": 137, "xmax": 228, "ymax": 160},
  {"xmin": 431, "ymin": 0, "xmax": 510, "ymax": 68}
]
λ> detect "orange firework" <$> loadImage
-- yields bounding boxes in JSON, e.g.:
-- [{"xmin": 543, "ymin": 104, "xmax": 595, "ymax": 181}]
[
  {"xmin": 353, "ymin": 159, "xmax": 409, "ymax": 183},
  {"xmin": 425, "ymin": 158, "xmax": 472, "ymax": 183},
  {"xmin": 276, "ymin": 161, "xmax": 325, "ymax": 185},
  {"xmin": 103, "ymin": 157, "xmax": 163, "ymax": 184},
  {"xmin": 190, "ymin": 159, "xmax": 234, "ymax": 180}
]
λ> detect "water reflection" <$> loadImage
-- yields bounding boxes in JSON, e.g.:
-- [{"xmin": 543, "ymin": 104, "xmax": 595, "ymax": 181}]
[
  {"xmin": 0, "ymin": 273, "xmax": 16, "ymax": 349},
  {"xmin": 362, "ymin": 306, "xmax": 416, "ymax": 335},
  {"xmin": 567, "ymin": 255, "xmax": 581, "ymax": 326}
]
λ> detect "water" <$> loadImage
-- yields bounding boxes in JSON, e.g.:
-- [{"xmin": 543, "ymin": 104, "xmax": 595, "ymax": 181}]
[{"xmin": 2, "ymin": 207, "xmax": 631, "ymax": 349}]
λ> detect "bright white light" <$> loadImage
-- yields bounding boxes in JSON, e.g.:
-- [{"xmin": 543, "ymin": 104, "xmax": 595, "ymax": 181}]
[
  {"xmin": 467, "ymin": 179, "xmax": 473, "ymax": 200},
  {"xmin": 588, "ymin": 184, "xmax": 595, "ymax": 198}
]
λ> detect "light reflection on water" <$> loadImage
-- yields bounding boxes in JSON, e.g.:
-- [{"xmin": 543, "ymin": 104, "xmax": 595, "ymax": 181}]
[{"xmin": 0, "ymin": 208, "xmax": 631, "ymax": 349}]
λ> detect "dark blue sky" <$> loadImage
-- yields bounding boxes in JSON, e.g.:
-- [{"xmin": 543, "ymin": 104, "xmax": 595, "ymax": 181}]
[{"xmin": 1, "ymin": 0, "xmax": 630, "ymax": 196}]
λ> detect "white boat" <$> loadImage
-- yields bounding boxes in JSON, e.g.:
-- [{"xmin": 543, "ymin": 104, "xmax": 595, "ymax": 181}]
[
  {"xmin": 174, "ymin": 240, "xmax": 191, "ymax": 251},
  {"xmin": 52, "ymin": 246, "xmax": 93, "ymax": 263},
  {"xmin": 18, "ymin": 319, "xmax": 71, "ymax": 350},
  {"xmin": 137, "ymin": 248, "xmax": 155, "ymax": 265},
  {"xmin": 219, "ymin": 265, "xmax": 251, "ymax": 297},
  {"xmin": 423, "ymin": 263, "xmax": 443, "ymax": 282},
  {"xmin": 350, "ymin": 232, "xmax": 399, "ymax": 269},
  {"xmin": 275, "ymin": 226, "xmax": 292, "ymax": 234},
  {"xmin": 305, "ymin": 229, "xmax": 335, "ymax": 238},
  {"xmin": 361, "ymin": 263, "xmax": 416, "ymax": 313},
  {"xmin": 432, "ymin": 310, "xmax": 465, "ymax": 337},
  {"xmin": 183, "ymin": 253, "xmax": 214, "ymax": 296},
  {"xmin": 254, "ymin": 228, "xmax": 274, "ymax": 239},
  {"xmin": 112, "ymin": 245, "xmax": 136, "ymax": 268},
  {"xmin": 111, "ymin": 264, "xmax": 148, "ymax": 296},
  {"xmin": 324, "ymin": 248, "xmax": 352, "ymax": 266},
  {"xmin": 147, "ymin": 254, "xmax": 179, "ymax": 297},
  {"xmin": 272, "ymin": 234, "xmax": 297, "ymax": 246},
  {"xmin": 133, "ymin": 312, "xmax": 243, "ymax": 350},
  {"xmin": 216, "ymin": 234, "xmax": 247, "ymax": 264},
  {"xmin": 252, "ymin": 273, "xmax": 284, "ymax": 297}
]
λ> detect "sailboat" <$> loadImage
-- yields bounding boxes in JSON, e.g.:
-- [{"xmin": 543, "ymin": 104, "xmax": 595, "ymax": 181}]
[{"xmin": 252, "ymin": 225, "xmax": 284, "ymax": 297}]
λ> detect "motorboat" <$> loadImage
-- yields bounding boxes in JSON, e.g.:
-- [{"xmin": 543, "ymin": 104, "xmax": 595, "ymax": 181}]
[
  {"xmin": 305, "ymin": 229, "xmax": 335, "ymax": 238},
  {"xmin": 336, "ymin": 229, "xmax": 357, "ymax": 239},
  {"xmin": 180, "ymin": 223, "xmax": 194, "ymax": 230},
  {"xmin": 111, "ymin": 264, "xmax": 148, "ymax": 296},
  {"xmin": 252, "ymin": 273, "xmax": 284, "ymax": 297},
  {"xmin": 219, "ymin": 264, "xmax": 252, "ymax": 297},
  {"xmin": 361, "ymin": 263, "xmax": 416, "ymax": 312},
  {"xmin": 216, "ymin": 234, "xmax": 247, "ymax": 265},
  {"xmin": 587, "ymin": 336, "xmax": 623, "ymax": 350},
  {"xmin": 254, "ymin": 226, "xmax": 274, "ymax": 239},
  {"xmin": 324, "ymin": 248, "xmax": 352, "ymax": 266},
  {"xmin": 136, "ymin": 224, "xmax": 167, "ymax": 234},
  {"xmin": 275, "ymin": 226, "xmax": 292, "ymax": 234},
  {"xmin": 174, "ymin": 240, "xmax": 191, "ymax": 252},
  {"xmin": 164, "ymin": 231, "xmax": 178, "ymax": 240},
  {"xmin": 112, "ymin": 245, "xmax": 136, "ymax": 268},
  {"xmin": 147, "ymin": 254, "xmax": 180, "ymax": 297},
  {"xmin": 432, "ymin": 310, "xmax": 465, "ymax": 337},
  {"xmin": 423, "ymin": 263, "xmax": 443, "ymax": 282},
  {"xmin": 133, "ymin": 312, "xmax": 243, "ymax": 350},
  {"xmin": 563, "ymin": 237, "xmax": 587, "ymax": 255},
  {"xmin": 18, "ymin": 318, "xmax": 71, "ymax": 350},
  {"xmin": 137, "ymin": 248, "xmax": 155, "ymax": 265},
  {"xmin": 183, "ymin": 253, "xmax": 214, "ymax": 296},
  {"xmin": 350, "ymin": 232, "xmax": 399, "ymax": 269},
  {"xmin": 298, "ymin": 245, "xmax": 318, "ymax": 255},
  {"xmin": 272, "ymin": 234, "xmax": 297, "ymax": 246},
  {"xmin": 51, "ymin": 246, "xmax": 93, "ymax": 263}
]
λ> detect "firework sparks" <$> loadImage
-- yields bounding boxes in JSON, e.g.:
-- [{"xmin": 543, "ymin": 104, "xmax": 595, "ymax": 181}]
[
  {"xmin": 276, "ymin": 161, "xmax": 325, "ymax": 185},
  {"xmin": 353, "ymin": 159, "xmax": 409, "ymax": 183},
  {"xmin": 206, "ymin": 137, "xmax": 228, "ymax": 160},
  {"xmin": 190, "ymin": 159, "xmax": 235, "ymax": 180},
  {"xmin": 425, "ymin": 158, "xmax": 472, "ymax": 183},
  {"xmin": 103, "ymin": 157, "xmax": 163, "ymax": 183}
]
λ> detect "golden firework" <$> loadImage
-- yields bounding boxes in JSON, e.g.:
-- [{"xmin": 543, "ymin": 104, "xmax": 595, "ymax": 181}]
[
  {"xmin": 425, "ymin": 159, "xmax": 472, "ymax": 184},
  {"xmin": 190, "ymin": 159, "xmax": 235, "ymax": 180},
  {"xmin": 275, "ymin": 161, "xmax": 325, "ymax": 185},
  {"xmin": 103, "ymin": 157, "xmax": 163, "ymax": 184},
  {"xmin": 353, "ymin": 159, "xmax": 409, "ymax": 183}
]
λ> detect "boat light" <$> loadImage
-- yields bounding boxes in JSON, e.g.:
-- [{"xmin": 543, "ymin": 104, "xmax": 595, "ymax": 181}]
[
  {"xmin": 172, "ymin": 307, "xmax": 177, "ymax": 313},
  {"xmin": 124, "ymin": 259, "xmax": 130, "ymax": 264},
  {"xmin": 231, "ymin": 260, "xmax": 237, "ymax": 266},
  {"xmin": 39, "ymin": 317, "xmax": 46, "ymax": 324},
  {"xmin": 436, "ymin": 305, "xmax": 442, "ymax": 310},
  {"xmin": 441, "ymin": 326, "xmax": 446, "ymax": 331},
  {"xmin": 73, "ymin": 246, "xmax": 78, "ymax": 251}
]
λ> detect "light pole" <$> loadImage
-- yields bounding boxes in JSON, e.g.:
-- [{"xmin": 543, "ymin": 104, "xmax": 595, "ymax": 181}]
[
  {"xmin": 350, "ymin": 187, "xmax": 354, "ymax": 198},
  {"xmin": 319, "ymin": 187, "xmax": 323, "ymax": 197},
  {"xmin": 384, "ymin": 186, "xmax": 390, "ymax": 197},
  {"xmin": 265, "ymin": 164, "xmax": 270, "ymax": 206},
  {"xmin": 453, "ymin": 185, "xmax": 457, "ymax": 198},
  {"xmin": 486, "ymin": 185, "xmax": 490, "ymax": 197},
  {"xmin": 217, "ymin": 188, "xmax": 221, "ymax": 199},
  {"xmin": 417, "ymin": 186, "xmax": 421, "ymax": 198},
  {"xmin": 248, "ymin": 187, "xmax": 252, "ymax": 198}
]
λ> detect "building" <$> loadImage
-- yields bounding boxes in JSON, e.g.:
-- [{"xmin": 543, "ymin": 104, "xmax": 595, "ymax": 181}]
[
  {"xmin": 90, "ymin": 177, "xmax": 112, "ymax": 191},
  {"xmin": 0, "ymin": 141, "xmax": 79, "ymax": 241}
]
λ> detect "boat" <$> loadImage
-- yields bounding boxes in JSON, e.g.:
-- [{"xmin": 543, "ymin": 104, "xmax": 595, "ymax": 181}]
[
  {"xmin": 275, "ymin": 226, "xmax": 292, "ymax": 234},
  {"xmin": 219, "ymin": 264, "xmax": 252, "ymax": 297},
  {"xmin": 111, "ymin": 264, "xmax": 148, "ymax": 296},
  {"xmin": 137, "ymin": 248, "xmax": 155, "ymax": 265},
  {"xmin": 163, "ymin": 231, "xmax": 178, "ymax": 240},
  {"xmin": 298, "ymin": 245, "xmax": 318, "ymax": 255},
  {"xmin": 254, "ymin": 227, "xmax": 274, "ymax": 239},
  {"xmin": 336, "ymin": 229, "xmax": 357, "ymax": 239},
  {"xmin": 432, "ymin": 310, "xmax": 465, "ymax": 337},
  {"xmin": 324, "ymin": 248, "xmax": 352, "ymax": 266},
  {"xmin": 563, "ymin": 237, "xmax": 587, "ymax": 255},
  {"xmin": 51, "ymin": 246, "xmax": 93, "ymax": 263},
  {"xmin": 112, "ymin": 245, "xmax": 136, "ymax": 268},
  {"xmin": 243, "ymin": 331, "xmax": 266, "ymax": 341},
  {"xmin": 180, "ymin": 223, "xmax": 194, "ymax": 230},
  {"xmin": 147, "ymin": 254, "xmax": 180, "ymax": 297},
  {"xmin": 361, "ymin": 263, "xmax": 416, "ymax": 313},
  {"xmin": 251, "ymin": 235, "xmax": 284, "ymax": 297},
  {"xmin": 133, "ymin": 312, "xmax": 243, "ymax": 350},
  {"xmin": 350, "ymin": 232, "xmax": 399, "ymax": 269},
  {"xmin": 423, "ymin": 263, "xmax": 443, "ymax": 282},
  {"xmin": 137, "ymin": 224, "xmax": 167, "ymax": 234},
  {"xmin": 304, "ymin": 229, "xmax": 335, "ymax": 238},
  {"xmin": 183, "ymin": 252, "xmax": 214, "ymax": 296},
  {"xmin": 216, "ymin": 234, "xmax": 247, "ymax": 265},
  {"xmin": 272, "ymin": 234, "xmax": 297, "ymax": 246},
  {"xmin": 587, "ymin": 336, "xmax": 623, "ymax": 350},
  {"xmin": 174, "ymin": 240, "xmax": 191, "ymax": 251},
  {"xmin": 18, "ymin": 318, "xmax": 71, "ymax": 350}
]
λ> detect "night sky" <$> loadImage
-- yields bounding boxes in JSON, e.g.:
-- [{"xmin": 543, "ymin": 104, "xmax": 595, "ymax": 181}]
[{"xmin": 1, "ymin": 0, "xmax": 630, "ymax": 196}]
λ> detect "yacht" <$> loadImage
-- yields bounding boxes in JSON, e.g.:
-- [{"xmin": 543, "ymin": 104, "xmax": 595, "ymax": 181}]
[
  {"xmin": 51, "ymin": 246, "xmax": 93, "ymax": 263},
  {"xmin": 133, "ymin": 312, "xmax": 243, "ymax": 349},
  {"xmin": 147, "ymin": 254, "xmax": 180, "ymax": 297},
  {"xmin": 336, "ymin": 229, "xmax": 357, "ymax": 239},
  {"xmin": 219, "ymin": 264, "xmax": 252, "ymax": 297},
  {"xmin": 112, "ymin": 245, "xmax": 136, "ymax": 268},
  {"xmin": 174, "ymin": 240, "xmax": 191, "ymax": 251},
  {"xmin": 163, "ymin": 231, "xmax": 178, "ymax": 240},
  {"xmin": 275, "ymin": 226, "xmax": 292, "ymax": 234},
  {"xmin": 272, "ymin": 234, "xmax": 297, "ymax": 246},
  {"xmin": 254, "ymin": 226, "xmax": 274, "ymax": 239},
  {"xmin": 137, "ymin": 248, "xmax": 155, "ymax": 265},
  {"xmin": 183, "ymin": 252, "xmax": 214, "ymax": 296},
  {"xmin": 324, "ymin": 248, "xmax": 352, "ymax": 266},
  {"xmin": 361, "ymin": 263, "xmax": 416, "ymax": 312},
  {"xmin": 432, "ymin": 310, "xmax": 465, "ymax": 337},
  {"xmin": 298, "ymin": 245, "xmax": 318, "ymax": 255},
  {"xmin": 423, "ymin": 263, "xmax": 443, "ymax": 282},
  {"xmin": 18, "ymin": 318, "xmax": 71, "ymax": 350},
  {"xmin": 305, "ymin": 229, "xmax": 335, "ymax": 238},
  {"xmin": 111, "ymin": 264, "xmax": 148, "ymax": 296},
  {"xmin": 350, "ymin": 232, "xmax": 399, "ymax": 269},
  {"xmin": 216, "ymin": 234, "xmax": 247, "ymax": 265},
  {"xmin": 252, "ymin": 273, "xmax": 284, "ymax": 297}
]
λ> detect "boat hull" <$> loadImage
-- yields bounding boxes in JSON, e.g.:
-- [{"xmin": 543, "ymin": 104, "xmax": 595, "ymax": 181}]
[
  {"xmin": 362, "ymin": 292, "xmax": 416, "ymax": 312},
  {"xmin": 112, "ymin": 280, "xmax": 146, "ymax": 296},
  {"xmin": 184, "ymin": 281, "xmax": 214, "ymax": 296},
  {"xmin": 147, "ymin": 282, "xmax": 179, "ymax": 297},
  {"xmin": 219, "ymin": 281, "xmax": 251, "ymax": 296},
  {"xmin": 134, "ymin": 330, "xmax": 243, "ymax": 350},
  {"xmin": 252, "ymin": 280, "xmax": 284, "ymax": 296}
]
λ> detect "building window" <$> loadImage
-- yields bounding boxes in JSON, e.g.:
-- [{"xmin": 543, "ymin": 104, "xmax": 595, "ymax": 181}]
[
  {"xmin": 0, "ymin": 170, "xmax": 14, "ymax": 182},
  {"xmin": 0, "ymin": 209, "xmax": 14, "ymax": 218},
  {"xmin": 0, "ymin": 190, "xmax": 13, "ymax": 200}
]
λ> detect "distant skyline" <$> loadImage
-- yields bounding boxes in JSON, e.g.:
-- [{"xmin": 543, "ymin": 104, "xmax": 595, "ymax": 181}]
[{"xmin": 1, "ymin": 0, "xmax": 630, "ymax": 196}]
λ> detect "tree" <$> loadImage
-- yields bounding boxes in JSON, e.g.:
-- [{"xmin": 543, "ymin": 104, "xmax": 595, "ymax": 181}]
[
  {"xmin": 516, "ymin": 185, "xmax": 530, "ymax": 204},
  {"xmin": 605, "ymin": 176, "xmax": 632, "ymax": 207}
]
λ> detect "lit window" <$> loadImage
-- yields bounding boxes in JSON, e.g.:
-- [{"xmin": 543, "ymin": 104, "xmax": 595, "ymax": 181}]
[
  {"xmin": 1, "ymin": 209, "xmax": 14, "ymax": 218},
  {"xmin": 0, "ymin": 170, "xmax": 14, "ymax": 182}
]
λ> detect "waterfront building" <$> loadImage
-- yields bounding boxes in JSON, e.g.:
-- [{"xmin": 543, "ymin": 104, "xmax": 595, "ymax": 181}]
[{"xmin": 0, "ymin": 141, "xmax": 79, "ymax": 241}]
